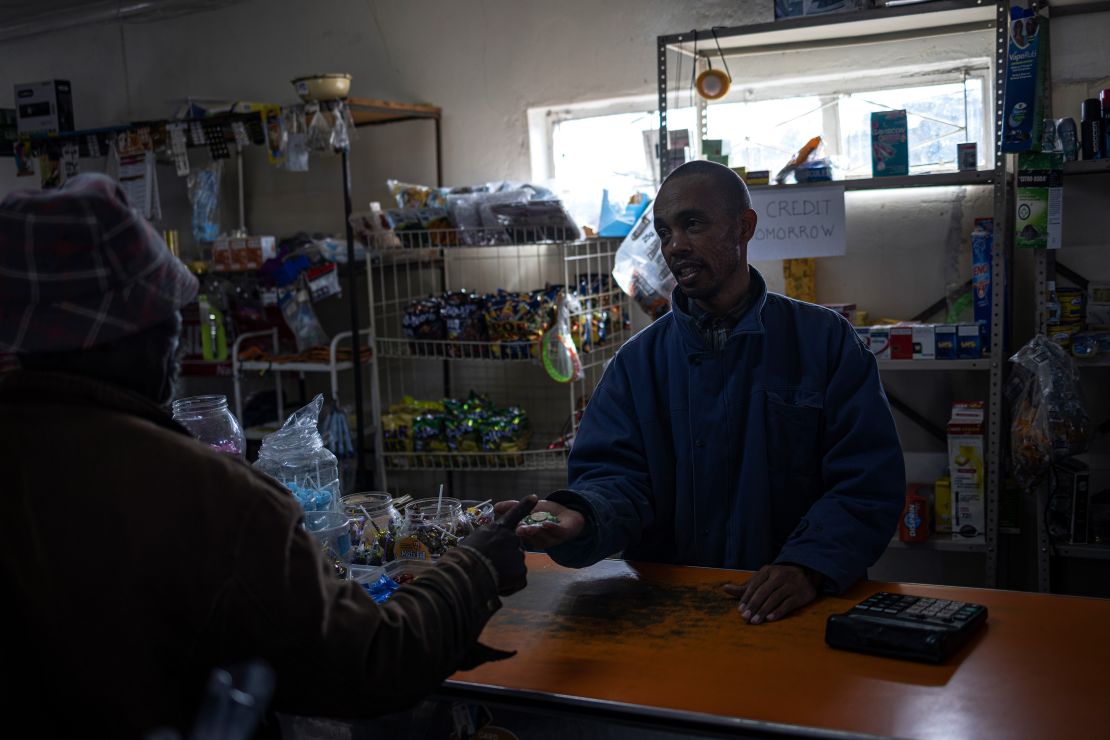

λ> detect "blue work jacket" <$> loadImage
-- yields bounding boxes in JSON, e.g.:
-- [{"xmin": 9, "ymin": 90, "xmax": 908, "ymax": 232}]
[{"xmin": 548, "ymin": 267, "xmax": 905, "ymax": 592}]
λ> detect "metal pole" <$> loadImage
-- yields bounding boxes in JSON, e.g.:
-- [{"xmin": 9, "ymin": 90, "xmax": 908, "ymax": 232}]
[
  {"xmin": 341, "ymin": 147, "xmax": 368, "ymax": 487},
  {"xmin": 657, "ymin": 36, "xmax": 670, "ymax": 184},
  {"xmin": 434, "ymin": 117, "xmax": 443, "ymax": 187}
]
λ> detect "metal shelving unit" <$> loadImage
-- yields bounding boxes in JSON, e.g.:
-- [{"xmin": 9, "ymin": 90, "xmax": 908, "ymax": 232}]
[
  {"xmin": 656, "ymin": 1, "xmax": 1012, "ymax": 586},
  {"xmin": 230, "ymin": 327, "xmax": 373, "ymax": 427},
  {"xmin": 1031, "ymin": 160, "xmax": 1110, "ymax": 592},
  {"xmin": 364, "ymin": 231, "xmax": 632, "ymax": 494}
]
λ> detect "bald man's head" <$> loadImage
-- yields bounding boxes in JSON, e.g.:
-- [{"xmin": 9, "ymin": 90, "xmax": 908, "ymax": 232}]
[{"xmin": 659, "ymin": 160, "xmax": 752, "ymax": 216}]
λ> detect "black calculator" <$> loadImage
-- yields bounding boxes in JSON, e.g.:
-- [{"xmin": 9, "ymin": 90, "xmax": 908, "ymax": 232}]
[{"xmin": 825, "ymin": 592, "xmax": 988, "ymax": 663}]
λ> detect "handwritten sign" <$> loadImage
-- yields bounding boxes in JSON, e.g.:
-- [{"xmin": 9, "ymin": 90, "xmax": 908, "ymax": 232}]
[{"xmin": 747, "ymin": 184, "xmax": 846, "ymax": 261}]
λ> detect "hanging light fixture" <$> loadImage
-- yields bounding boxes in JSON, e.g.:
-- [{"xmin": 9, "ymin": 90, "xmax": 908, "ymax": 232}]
[{"xmin": 695, "ymin": 28, "xmax": 732, "ymax": 101}]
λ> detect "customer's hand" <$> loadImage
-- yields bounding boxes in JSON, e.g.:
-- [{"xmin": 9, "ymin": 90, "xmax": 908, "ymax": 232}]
[
  {"xmin": 723, "ymin": 564, "xmax": 823, "ymax": 625},
  {"xmin": 461, "ymin": 495, "xmax": 537, "ymax": 596},
  {"xmin": 494, "ymin": 498, "xmax": 585, "ymax": 550}
]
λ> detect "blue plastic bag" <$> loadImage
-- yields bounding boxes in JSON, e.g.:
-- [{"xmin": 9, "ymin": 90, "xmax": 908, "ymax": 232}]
[{"xmin": 598, "ymin": 190, "xmax": 651, "ymax": 238}]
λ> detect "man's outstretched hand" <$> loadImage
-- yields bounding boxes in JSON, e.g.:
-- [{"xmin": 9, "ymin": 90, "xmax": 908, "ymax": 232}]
[
  {"xmin": 493, "ymin": 498, "xmax": 585, "ymax": 550},
  {"xmin": 723, "ymin": 564, "xmax": 823, "ymax": 625}
]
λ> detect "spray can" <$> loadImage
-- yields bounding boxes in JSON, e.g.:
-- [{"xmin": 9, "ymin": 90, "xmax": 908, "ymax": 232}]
[{"xmin": 899, "ymin": 485, "xmax": 931, "ymax": 543}]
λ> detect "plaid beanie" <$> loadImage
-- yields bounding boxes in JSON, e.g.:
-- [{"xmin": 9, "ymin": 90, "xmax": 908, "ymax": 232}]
[{"xmin": 0, "ymin": 173, "xmax": 198, "ymax": 353}]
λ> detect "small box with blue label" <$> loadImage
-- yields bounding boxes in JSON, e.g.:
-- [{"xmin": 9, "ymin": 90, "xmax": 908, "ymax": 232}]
[
  {"xmin": 957, "ymin": 323, "xmax": 982, "ymax": 359},
  {"xmin": 871, "ymin": 110, "xmax": 909, "ymax": 177},
  {"xmin": 935, "ymin": 324, "xmax": 958, "ymax": 359}
]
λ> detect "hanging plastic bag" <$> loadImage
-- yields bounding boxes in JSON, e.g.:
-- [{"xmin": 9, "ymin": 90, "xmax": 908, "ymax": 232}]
[
  {"xmin": 306, "ymin": 105, "xmax": 333, "ymax": 152},
  {"xmin": 598, "ymin": 190, "xmax": 651, "ymax": 238},
  {"xmin": 612, "ymin": 202, "xmax": 675, "ymax": 320},
  {"xmin": 278, "ymin": 280, "xmax": 330, "ymax": 352},
  {"xmin": 254, "ymin": 394, "xmax": 341, "ymax": 511},
  {"xmin": 542, "ymin": 292, "xmax": 584, "ymax": 383},
  {"xmin": 284, "ymin": 106, "xmax": 310, "ymax": 172},
  {"xmin": 330, "ymin": 101, "xmax": 351, "ymax": 152},
  {"xmin": 1006, "ymin": 335, "xmax": 1091, "ymax": 489},
  {"xmin": 187, "ymin": 161, "xmax": 222, "ymax": 243}
]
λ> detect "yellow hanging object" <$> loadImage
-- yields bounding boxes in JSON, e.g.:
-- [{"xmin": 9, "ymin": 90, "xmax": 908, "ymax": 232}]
[
  {"xmin": 783, "ymin": 258, "xmax": 817, "ymax": 304},
  {"xmin": 695, "ymin": 68, "xmax": 731, "ymax": 101}
]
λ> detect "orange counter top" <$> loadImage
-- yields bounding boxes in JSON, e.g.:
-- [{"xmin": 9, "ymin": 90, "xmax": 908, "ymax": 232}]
[{"xmin": 449, "ymin": 554, "xmax": 1110, "ymax": 738}]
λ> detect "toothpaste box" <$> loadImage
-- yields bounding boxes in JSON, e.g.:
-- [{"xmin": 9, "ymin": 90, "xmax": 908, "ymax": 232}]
[
  {"xmin": 947, "ymin": 401, "xmax": 986, "ymax": 537},
  {"xmin": 871, "ymin": 110, "xmax": 909, "ymax": 177},
  {"xmin": 1001, "ymin": 6, "xmax": 1050, "ymax": 152},
  {"xmin": 935, "ymin": 324, "xmax": 957, "ymax": 359},
  {"xmin": 890, "ymin": 325, "xmax": 914, "ymax": 359},
  {"xmin": 971, "ymin": 220, "xmax": 993, "ymax": 353},
  {"xmin": 855, "ymin": 326, "xmax": 871, "ymax": 350},
  {"xmin": 869, "ymin": 326, "xmax": 891, "ymax": 359},
  {"xmin": 958, "ymin": 323, "xmax": 982, "ymax": 359},
  {"xmin": 912, "ymin": 324, "xmax": 936, "ymax": 360}
]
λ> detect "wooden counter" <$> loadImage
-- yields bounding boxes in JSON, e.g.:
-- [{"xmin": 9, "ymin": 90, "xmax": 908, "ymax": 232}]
[{"xmin": 448, "ymin": 554, "xmax": 1110, "ymax": 739}]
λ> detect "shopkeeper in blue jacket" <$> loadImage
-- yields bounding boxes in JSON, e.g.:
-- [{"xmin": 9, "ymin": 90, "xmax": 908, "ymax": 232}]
[{"xmin": 505, "ymin": 160, "xmax": 905, "ymax": 625}]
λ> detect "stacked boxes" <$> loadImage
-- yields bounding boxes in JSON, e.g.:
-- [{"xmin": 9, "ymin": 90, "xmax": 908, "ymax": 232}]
[
  {"xmin": 211, "ymin": 236, "xmax": 277, "ymax": 272},
  {"xmin": 862, "ymin": 323, "xmax": 982, "ymax": 361}
]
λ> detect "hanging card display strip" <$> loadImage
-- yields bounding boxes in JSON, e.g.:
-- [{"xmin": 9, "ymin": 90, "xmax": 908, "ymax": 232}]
[
  {"xmin": 61, "ymin": 142, "xmax": 80, "ymax": 181},
  {"xmin": 204, "ymin": 122, "xmax": 230, "ymax": 159},
  {"xmin": 231, "ymin": 121, "xmax": 250, "ymax": 146},
  {"xmin": 189, "ymin": 121, "xmax": 207, "ymax": 147}
]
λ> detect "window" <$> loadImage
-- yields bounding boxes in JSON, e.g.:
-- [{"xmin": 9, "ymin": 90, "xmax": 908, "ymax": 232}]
[{"xmin": 530, "ymin": 32, "xmax": 992, "ymax": 229}]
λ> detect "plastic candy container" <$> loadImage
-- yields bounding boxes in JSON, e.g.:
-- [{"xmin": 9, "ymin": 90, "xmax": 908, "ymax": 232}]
[
  {"xmin": 253, "ymin": 394, "xmax": 341, "ymax": 511},
  {"xmin": 341, "ymin": 492, "xmax": 401, "ymax": 566},
  {"xmin": 394, "ymin": 498, "xmax": 462, "ymax": 560},
  {"xmin": 304, "ymin": 510, "xmax": 352, "ymax": 579},
  {"xmin": 171, "ymin": 395, "xmax": 245, "ymax": 458},
  {"xmin": 458, "ymin": 499, "xmax": 495, "ymax": 538}
]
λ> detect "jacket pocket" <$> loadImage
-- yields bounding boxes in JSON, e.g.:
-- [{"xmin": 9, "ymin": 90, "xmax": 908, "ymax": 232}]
[
  {"xmin": 765, "ymin": 394, "xmax": 822, "ymax": 474},
  {"xmin": 765, "ymin": 394, "xmax": 824, "ymax": 549}
]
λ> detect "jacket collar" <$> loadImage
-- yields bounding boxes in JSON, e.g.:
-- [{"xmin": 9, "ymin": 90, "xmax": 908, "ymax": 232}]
[
  {"xmin": 671, "ymin": 265, "xmax": 768, "ymax": 351},
  {"xmin": 0, "ymin": 369, "xmax": 188, "ymax": 436}
]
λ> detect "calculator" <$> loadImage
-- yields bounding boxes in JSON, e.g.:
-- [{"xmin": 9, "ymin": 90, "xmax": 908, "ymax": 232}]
[{"xmin": 825, "ymin": 592, "xmax": 988, "ymax": 663}]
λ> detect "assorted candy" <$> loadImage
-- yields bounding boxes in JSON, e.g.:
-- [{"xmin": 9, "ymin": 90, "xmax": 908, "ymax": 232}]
[
  {"xmin": 400, "ymin": 276, "xmax": 627, "ymax": 361},
  {"xmin": 382, "ymin": 392, "xmax": 532, "ymax": 466},
  {"xmin": 395, "ymin": 500, "xmax": 463, "ymax": 560}
]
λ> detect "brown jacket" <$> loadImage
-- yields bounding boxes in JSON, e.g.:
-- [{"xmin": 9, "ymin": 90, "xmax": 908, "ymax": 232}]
[{"xmin": 0, "ymin": 371, "xmax": 502, "ymax": 738}]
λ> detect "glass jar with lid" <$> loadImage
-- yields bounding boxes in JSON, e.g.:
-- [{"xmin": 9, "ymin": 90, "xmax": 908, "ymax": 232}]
[
  {"xmin": 394, "ymin": 497, "xmax": 462, "ymax": 560},
  {"xmin": 341, "ymin": 492, "xmax": 402, "ymax": 566},
  {"xmin": 171, "ymin": 395, "xmax": 245, "ymax": 459}
]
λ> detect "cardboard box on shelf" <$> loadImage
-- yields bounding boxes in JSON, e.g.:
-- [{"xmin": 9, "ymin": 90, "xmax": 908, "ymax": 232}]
[
  {"xmin": 935, "ymin": 324, "xmax": 957, "ymax": 359},
  {"xmin": 947, "ymin": 401, "xmax": 986, "ymax": 537},
  {"xmin": 869, "ymin": 326, "xmax": 891, "ymax": 359},
  {"xmin": 14, "ymin": 79, "xmax": 74, "ymax": 134},
  {"xmin": 890, "ymin": 325, "xmax": 914, "ymax": 359},
  {"xmin": 934, "ymin": 476, "xmax": 953, "ymax": 533},
  {"xmin": 957, "ymin": 323, "xmax": 982, "ymax": 359},
  {"xmin": 912, "ymin": 324, "xmax": 936, "ymax": 360},
  {"xmin": 871, "ymin": 110, "xmax": 909, "ymax": 177}
]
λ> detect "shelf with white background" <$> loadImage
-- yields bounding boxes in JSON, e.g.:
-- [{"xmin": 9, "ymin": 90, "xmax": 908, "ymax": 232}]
[
  {"xmin": 886, "ymin": 534, "xmax": 987, "ymax": 553},
  {"xmin": 747, "ymin": 170, "xmax": 994, "ymax": 193}
]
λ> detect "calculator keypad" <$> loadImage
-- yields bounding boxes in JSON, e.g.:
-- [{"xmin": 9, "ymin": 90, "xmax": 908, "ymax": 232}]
[{"xmin": 853, "ymin": 592, "xmax": 984, "ymax": 625}]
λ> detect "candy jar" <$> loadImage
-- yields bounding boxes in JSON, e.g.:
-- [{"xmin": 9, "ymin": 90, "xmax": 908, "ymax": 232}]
[
  {"xmin": 171, "ymin": 395, "xmax": 245, "ymax": 458},
  {"xmin": 253, "ymin": 395, "xmax": 340, "ymax": 511},
  {"xmin": 341, "ymin": 492, "xmax": 401, "ymax": 566},
  {"xmin": 304, "ymin": 510, "xmax": 352, "ymax": 579},
  {"xmin": 394, "ymin": 498, "xmax": 462, "ymax": 560},
  {"xmin": 458, "ymin": 499, "xmax": 495, "ymax": 537}
]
